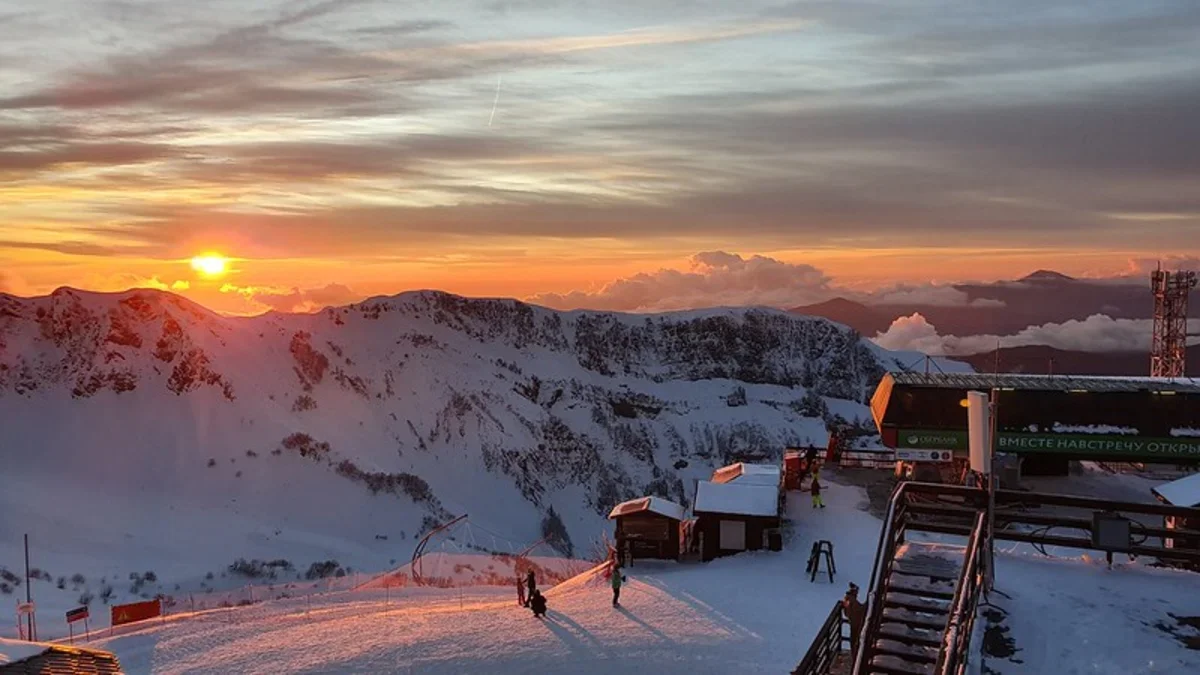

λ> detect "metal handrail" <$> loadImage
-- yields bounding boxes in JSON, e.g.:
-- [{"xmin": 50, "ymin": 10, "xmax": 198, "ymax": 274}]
[
  {"xmin": 850, "ymin": 481, "xmax": 911, "ymax": 675},
  {"xmin": 792, "ymin": 601, "xmax": 847, "ymax": 675},
  {"xmin": 934, "ymin": 510, "xmax": 987, "ymax": 675}
]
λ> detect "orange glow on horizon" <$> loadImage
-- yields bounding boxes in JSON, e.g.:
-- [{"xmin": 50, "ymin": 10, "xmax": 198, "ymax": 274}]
[{"xmin": 190, "ymin": 254, "xmax": 230, "ymax": 278}]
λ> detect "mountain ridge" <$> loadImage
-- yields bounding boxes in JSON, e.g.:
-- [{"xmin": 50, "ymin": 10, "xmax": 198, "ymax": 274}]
[{"xmin": 1, "ymin": 287, "xmax": 968, "ymax": 611}]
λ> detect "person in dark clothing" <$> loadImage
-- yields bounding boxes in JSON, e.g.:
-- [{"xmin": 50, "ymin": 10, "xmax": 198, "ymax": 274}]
[
  {"xmin": 525, "ymin": 570, "xmax": 537, "ymax": 605},
  {"xmin": 529, "ymin": 590, "xmax": 547, "ymax": 618},
  {"xmin": 611, "ymin": 564, "xmax": 625, "ymax": 607},
  {"xmin": 842, "ymin": 583, "xmax": 866, "ymax": 660},
  {"xmin": 805, "ymin": 446, "xmax": 819, "ymax": 465}
]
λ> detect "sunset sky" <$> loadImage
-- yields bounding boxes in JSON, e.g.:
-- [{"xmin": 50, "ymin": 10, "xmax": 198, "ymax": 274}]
[{"xmin": 1, "ymin": 0, "xmax": 1198, "ymax": 315}]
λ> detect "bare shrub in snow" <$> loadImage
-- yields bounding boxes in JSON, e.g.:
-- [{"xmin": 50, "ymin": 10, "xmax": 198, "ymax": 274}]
[
  {"xmin": 291, "ymin": 394, "xmax": 317, "ymax": 412},
  {"xmin": 304, "ymin": 561, "xmax": 342, "ymax": 580}
]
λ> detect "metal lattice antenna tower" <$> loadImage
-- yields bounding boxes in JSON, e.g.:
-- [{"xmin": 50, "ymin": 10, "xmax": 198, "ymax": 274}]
[{"xmin": 1150, "ymin": 265, "xmax": 1197, "ymax": 378}]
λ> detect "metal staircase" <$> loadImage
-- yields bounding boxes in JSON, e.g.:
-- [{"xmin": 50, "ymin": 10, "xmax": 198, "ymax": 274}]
[{"xmin": 794, "ymin": 482, "xmax": 988, "ymax": 675}]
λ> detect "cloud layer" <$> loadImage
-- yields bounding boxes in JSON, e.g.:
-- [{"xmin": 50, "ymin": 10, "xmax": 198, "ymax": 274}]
[
  {"xmin": 873, "ymin": 312, "xmax": 1200, "ymax": 356},
  {"xmin": 529, "ymin": 251, "xmax": 1009, "ymax": 312},
  {"xmin": 0, "ymin": 0, "xmax": 1197, "ymax": 280}
]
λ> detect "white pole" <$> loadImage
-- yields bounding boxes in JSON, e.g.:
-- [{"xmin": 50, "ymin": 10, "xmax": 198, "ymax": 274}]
[{"xmin": 987, "ymin": 387, "xmax": 999, "ymax": 593}]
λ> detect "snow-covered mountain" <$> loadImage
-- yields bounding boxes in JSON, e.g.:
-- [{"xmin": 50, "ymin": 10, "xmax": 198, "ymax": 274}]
[{"xmin": 0, "ymin": 287, "xmax": 963, "ymax": 632}]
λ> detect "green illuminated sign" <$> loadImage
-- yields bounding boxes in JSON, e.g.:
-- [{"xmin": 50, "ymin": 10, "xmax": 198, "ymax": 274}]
[
  {"xmin": 897, "ymin": 429, "xmax": 1200, "ymax": 460},
  {"xmin": 897, "ymin": 430, "xmax": 967, "ymax": 451}
]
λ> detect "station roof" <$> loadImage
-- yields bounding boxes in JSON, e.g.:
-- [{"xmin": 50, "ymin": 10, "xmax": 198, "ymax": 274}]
[{"xmin": 887, "ymin": 372, "xmax": 1200, "ymax": 394}]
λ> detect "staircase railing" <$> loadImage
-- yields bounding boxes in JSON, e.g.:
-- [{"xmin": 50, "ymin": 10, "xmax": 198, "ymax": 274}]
[
  {"xmin": 850, "ymin": 481, "xmax": 911, "ymax": 675},
  {"xmin": 934, "ymin": 510, "xmax": 987, "ymax": 675},
  {"xmin": 792, "ymin": 601, "xmax": 848, "ymax": 675}
]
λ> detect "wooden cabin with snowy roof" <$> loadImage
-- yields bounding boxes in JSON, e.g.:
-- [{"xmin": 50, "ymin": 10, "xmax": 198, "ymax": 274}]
[
  {"xmin": 692, "ymin": 481, "xmax": 782, "ymax": 562},
  {"xmin": 608, "ymin": 496, "xmax": 686, "ymax": 562}
]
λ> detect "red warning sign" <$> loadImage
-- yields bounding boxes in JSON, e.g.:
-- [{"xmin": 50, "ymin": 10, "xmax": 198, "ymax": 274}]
[{"xmin": 111, "ymin": 599, "xmax": 161, "ymax": 627}]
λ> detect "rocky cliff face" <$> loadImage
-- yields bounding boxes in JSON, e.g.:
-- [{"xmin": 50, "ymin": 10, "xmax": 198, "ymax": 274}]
[{"xmin": 0, "ymin": 288, "xmax": 934, "ymax": 557}]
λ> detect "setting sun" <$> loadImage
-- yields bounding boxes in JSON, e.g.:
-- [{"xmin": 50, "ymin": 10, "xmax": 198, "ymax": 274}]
[{"xmin": 190, "ymin": 254, "xmax": 229, "ymax": 278}]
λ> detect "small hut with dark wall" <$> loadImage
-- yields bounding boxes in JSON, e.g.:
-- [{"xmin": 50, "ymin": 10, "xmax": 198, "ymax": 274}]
[
  {"xmin": 608, "ymin": 496, "xmax": 686, "ymax": 563},
  {"xmin": 692, "ymin": 480, "xmax": 782, "ymax": 562}
]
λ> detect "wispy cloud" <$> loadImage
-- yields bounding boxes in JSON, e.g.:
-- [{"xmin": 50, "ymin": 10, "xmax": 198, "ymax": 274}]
[{"xmin": 0, "ymin": 0, "xmax": 1196, "ymax": 296}]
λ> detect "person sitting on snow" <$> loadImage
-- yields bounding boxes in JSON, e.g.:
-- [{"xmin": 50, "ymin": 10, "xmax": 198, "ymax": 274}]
[{"xmin": 529, "ymin": 589, "xmax": 547, "ymax": 618}]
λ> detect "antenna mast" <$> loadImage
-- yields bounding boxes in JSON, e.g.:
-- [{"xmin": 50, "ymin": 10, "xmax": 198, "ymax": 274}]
[{"xmin": 1150, "ymin": 265, "xmax": 1197, "ymax": 378}]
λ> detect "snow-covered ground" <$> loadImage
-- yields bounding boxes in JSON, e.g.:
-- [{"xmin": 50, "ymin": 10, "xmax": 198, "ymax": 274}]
[
  {"xmin": 5, "ymin": 473, "xmax": 1196, "ymax": 673},
  {"xmin": 1, "ymin": 288, "xmax": 969, "ymax": 641},
  {"xmin": 983, "ymin": 554, "xmax": 1200, "ymax": 674},
  {"xmin": 79, "ymin": 480, "xmax": 879, "ymax": 674}
]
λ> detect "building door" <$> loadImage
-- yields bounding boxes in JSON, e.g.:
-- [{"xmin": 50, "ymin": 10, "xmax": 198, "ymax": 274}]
[{"xmin": 719, "ymin": 519, "xmax": 746, "ymax": 550}]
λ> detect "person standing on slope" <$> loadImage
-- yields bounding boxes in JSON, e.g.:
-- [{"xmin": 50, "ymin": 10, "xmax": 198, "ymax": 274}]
[
  {"xmin": 524, "ymin": 569, "xmax": 537, "ymax": 606},
  {"xmin": 611, "ymin": 563, "xmax": 626, "ymax": 607},
  {"xmin": 811, "ymin": 470, "xmax": 825, "ymax": 509}
]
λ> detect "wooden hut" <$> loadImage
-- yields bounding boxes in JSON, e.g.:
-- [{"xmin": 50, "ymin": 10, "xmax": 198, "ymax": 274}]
[
  {"xmin": 692, "ymin": 481, "xmax": 782, "ymax": 562},
  {"xmin": 1152, "ymin": 472, "xmax": 1200, "ymax": 550},
  {"xmin": 608, "ymin": 496, "xmax": 686, "ymax": 563}
]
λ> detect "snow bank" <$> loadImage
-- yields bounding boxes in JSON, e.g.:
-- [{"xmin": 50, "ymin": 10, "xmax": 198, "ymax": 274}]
[{"xmin": 1172, "ymin": 428, "xmax": 1200, "ymax": 438}]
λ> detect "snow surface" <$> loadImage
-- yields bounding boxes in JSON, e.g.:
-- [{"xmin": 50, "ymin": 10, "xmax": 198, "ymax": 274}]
[
  {"xmin": 608, "ymin": 497, "xmax": 687, "ymax": 522},
  {"xmin": 984, "ymin": 553, "xmax": 1200, "ymax": 674},
  {"xmin": 15, "ymin": 472, "xmax": 1196, "ymax": 674},
  {"xmin": 692, "ymin": 481, "xmax": 778, "ymax": 517},
  {"xmin": 83, "ymin": 479, "xmax": 881, "ymax": 674},
  {"xmin": 0, "ymin": 638, "xmax": 50, "ymax": 664},
  {"xmin": 1171, "ymin": 428, "xmax": 1200, "ymax": 438},
  {"xmin": 1, "ymin": 288, "xmax": 947, "ymax": 640},
  {"xmin": 1152, "ymin": 472, "xmax": 1200, "ymax": 507}
]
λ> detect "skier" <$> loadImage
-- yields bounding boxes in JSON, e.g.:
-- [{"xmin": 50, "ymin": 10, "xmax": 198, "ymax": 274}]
[
  {"xmin": 611, "ymin": 563, "xmax": 626, "ymax": 607},
  {"xmin": 811, "ymin": 470, "xmax": 826, "ymax": 509},
  {"xmin": 528, "ymin": 589, "xmax": 547, "ymax": 618},
  {"xmin": 524, "ymin": 569, "xmax": 537, "ymax": 605}
]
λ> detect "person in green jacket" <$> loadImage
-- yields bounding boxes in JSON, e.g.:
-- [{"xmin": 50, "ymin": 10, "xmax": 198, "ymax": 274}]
[{"xmin": 611, "ymin": 564, "xmax": 626, "ymax": 607}]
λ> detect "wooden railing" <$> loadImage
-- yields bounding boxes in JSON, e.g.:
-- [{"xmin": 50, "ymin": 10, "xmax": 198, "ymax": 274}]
[
  {"xmin": 904, "ymin": 488, "xmax": 1200, "ymax": 565},
  {"xmin": 792, "ymin": 601, "xmax": 848, "ymax": 675},
  {"xmin": 934, "ymin": 510, "xmax": 987, "ymax": 675}
]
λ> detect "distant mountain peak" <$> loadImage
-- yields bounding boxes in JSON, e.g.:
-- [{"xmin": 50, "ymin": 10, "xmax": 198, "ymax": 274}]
[{"xmin": 1020, "ymin": 270, "xmax": 1075, "ymax": 282}]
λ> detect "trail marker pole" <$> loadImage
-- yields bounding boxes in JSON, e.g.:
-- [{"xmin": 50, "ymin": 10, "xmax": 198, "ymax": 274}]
[{"xmin": 24, "ymin": 534, "xmax": 35, "ymax": 641}]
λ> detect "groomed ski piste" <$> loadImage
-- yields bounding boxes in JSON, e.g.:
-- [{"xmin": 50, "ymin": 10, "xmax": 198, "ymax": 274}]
[{"xmin": 11, "ymin": 475, "xmax": 1199, "ymax": 674}]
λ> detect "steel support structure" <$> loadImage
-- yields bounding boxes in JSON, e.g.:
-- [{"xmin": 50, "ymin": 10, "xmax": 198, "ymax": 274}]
[{"xmin": 1151, "ymin": 268, "xmax": 1197, "ymax": 378}]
